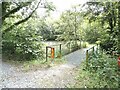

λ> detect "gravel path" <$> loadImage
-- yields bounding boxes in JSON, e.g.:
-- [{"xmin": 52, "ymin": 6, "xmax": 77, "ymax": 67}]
[
  {"xmin": 2, "ymin": 63, "xmax": 77, "ymax": 88},
  {"xmin": 1, "ymin": 46, "xmax": 94, "ymax": 88}
]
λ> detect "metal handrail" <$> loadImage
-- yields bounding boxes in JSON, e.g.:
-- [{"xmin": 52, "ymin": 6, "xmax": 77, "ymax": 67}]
[{"xmin": 86, "ymin": 45, "xmax": 98, "ymax": 66}]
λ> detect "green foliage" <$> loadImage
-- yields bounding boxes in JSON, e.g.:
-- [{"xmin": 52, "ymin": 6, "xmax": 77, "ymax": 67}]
[
  {"xmin": 74, "ymin": 53, "xmax": 118, "ymax": 88},
  {"xmin": 32, "ymin": 18, "xmax": 56, "ymax": 41},
  {"xmin": 2, "ymin": 1, "xmax": 56, "ymax": 61},
  {"xmin": 53, "ymin": 6, "xmax": 85, "ymax": 51},
  {"xmin": 88, "ymin": 54, "xmax": 118, "ymax": 87},
  {"xmin": 83, "ymin": 2, "xmax": 120, "ymax": 54},
  {"xmin": 2, "ymin": 1, "xmax": 55, "ymax": 33},
  {"xmin": 2, "ymin": 19, "xmax": 44, "ymax": 60},
  {"xmin": 84, "ymin": 21, "xmax": 103, "ymax": 44},
  {"xmin": 81, "ymin": 42, "xmax": 88, "ymax": 48}
]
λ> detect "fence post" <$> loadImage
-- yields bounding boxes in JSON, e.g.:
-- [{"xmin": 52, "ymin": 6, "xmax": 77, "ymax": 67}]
[
  {"xmin": 98, "ymin": 44, "xmax": 100, "ymax": 53},
  {"xmin": 96, "ymin": 44, "xmax": 98, "ymax": 53},
  {"xmin": 51, "ymin": 48, "xmax": 55, "ymax": 59},
  {"xmin": 86, "ymin": 50, "xmax": 89, "ymax": 67},
  {"xmin": 59, "ymin": 44, "xmax": 62, "ymax": 58},
  {"xmin": 46, "ymin": 46, "xmax": 48, "ymax": 62},
  {"xmin": 93, "ymin": 46, "xmax": 94, "ymax": 54}
]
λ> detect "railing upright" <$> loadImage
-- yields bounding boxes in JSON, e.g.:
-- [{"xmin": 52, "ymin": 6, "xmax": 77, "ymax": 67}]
[{"xmin": 86, "ymin": 50, "xmax": 89, "ymax": 67}]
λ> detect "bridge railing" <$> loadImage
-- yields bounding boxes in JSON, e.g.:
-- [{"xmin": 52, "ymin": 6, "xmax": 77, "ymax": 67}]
[
  {"xmin": 46, "ymin": 44, "xmax": 62, "ymax": 62},
  {"xmin": 86, "ymin": 44, "xmax": 99, "ymax": 67}
]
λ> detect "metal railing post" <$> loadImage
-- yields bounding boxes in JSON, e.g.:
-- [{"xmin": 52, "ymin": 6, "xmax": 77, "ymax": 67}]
[
  {"xmin": 59, "ymin": 44, "xmax": 62, "ymax": 58},
  {"xmin": 46, "ymin": 46, "xmax": 48, "ymax": 62},
  {"xmin": 86, "ymin": 50, "xmax": 89, "ymax": 67},
  {"xmin": 93, "ymin": 46, "xmax": 94, "ymax": 54}
]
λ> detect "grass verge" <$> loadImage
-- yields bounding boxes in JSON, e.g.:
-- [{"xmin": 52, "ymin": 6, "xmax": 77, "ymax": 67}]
[
  {"xmin": 3, "ymin": 57, "xmax": 66, "ymax": 72},
  {"xmin": 72, "ymin": 53, "xmax": 119, "ymax": 88}
]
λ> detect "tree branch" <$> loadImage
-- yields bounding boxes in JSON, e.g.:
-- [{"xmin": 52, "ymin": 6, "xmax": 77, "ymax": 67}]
[
  {"xmin": 3, "ymin": 0, "xmax": 41, "ymax": 35},
  {"xmin": 2, "ymin": 2, "xmax": 32, "ymax": 21}
]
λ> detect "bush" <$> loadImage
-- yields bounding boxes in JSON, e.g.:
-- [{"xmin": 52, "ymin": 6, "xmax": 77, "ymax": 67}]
[
  {"xmin": 87, "ymin": 53, "xmax": 118, "ymax": 88},
  {"xmin": 81, "ymin": 42, "xmax": 88, "ymax": 48},
  {"xmin": 74, "ymin": 53, "xmax": 118, "ymax": 88},
  {"xmin": 2, "ymin": 25, "xmax": 44, "ymax": 60}
]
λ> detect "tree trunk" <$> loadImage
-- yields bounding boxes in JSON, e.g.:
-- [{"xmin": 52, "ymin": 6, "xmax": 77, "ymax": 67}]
[{"xmin": 118, "ymin": 2, "xmax": 120, "ymax": 54}]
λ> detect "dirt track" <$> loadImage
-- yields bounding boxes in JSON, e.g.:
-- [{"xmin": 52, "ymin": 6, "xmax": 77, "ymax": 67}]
[{"xmin": 1, "ymin": 46, "xmax": 93, "ymax": 88}]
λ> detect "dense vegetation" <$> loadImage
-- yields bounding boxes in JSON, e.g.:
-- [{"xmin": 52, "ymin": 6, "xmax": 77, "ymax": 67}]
[
  {"xmin": 84, "ymin": 2, "xmax": 120, "ymax": 54},
  {"xmin": 1, "ymin": 0, "xmax": 120, "ymax": 88},
  {"xmin": 73, "ymin": 52, "xmax": 119, "ymax": 88},
  {"xmin": 72, "ymin": 2, "xmax": 120, "ymax": 88},
  {"xmin": 2, "ymin": 1, "xmax": 55, "ymax": 60},
  {"xmin": 2, "ymin": 1, "xmax": 120, "ymax": 61}
]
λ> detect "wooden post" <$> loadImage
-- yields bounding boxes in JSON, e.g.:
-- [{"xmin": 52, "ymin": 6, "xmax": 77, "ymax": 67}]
[
  {"xmin": 93, "ymin": 46, "xmax": 94, "ymax": 54},
  {"xmin": 59, "ymin": 44, "xmax": 62, "ymax": 58},
  {"xmin": 46, "ymin": 46, "xmax": 48, "ymax": 62},
  {"xmin": 97, "ymin": 44, "xmax": 98, "ymax": 50},
  {"xmin": 80, "ymin": 40, "xmax": 81, "ymax": 49},
  {"xmin": 96, "ymin": 44, "xmax": 98, "ymax": 54},
  {"xmin": 98, "ymin": 44, "xmax": 100, "ymax": 53},
  {"xmin": 86, "ymin": 50, "xmax": 89, "ymax": 67},
  {"xmin": 69, "ymin": 42, "xmax": 71, "ymax": 52},
  {"xmin": 51, "ymin": 48, "xmax": 54, "ymax": 59},
  {"xmin": 50, "ymin": 47, "xmax": 54, "ymax": 64}
]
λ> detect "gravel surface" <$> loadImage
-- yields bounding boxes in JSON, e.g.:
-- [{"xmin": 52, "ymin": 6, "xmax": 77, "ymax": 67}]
[
  {"xmin": 1, "ymin": 46, "xmax": 94, "ymax": 88},
  {"xmin": 2, "ymin": 63, "xmax": 77, "ymax": 88}
]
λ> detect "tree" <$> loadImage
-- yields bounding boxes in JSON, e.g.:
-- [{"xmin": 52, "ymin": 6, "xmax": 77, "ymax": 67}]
[
  {"xmin": 2, "ymin": 0, "xmax": 55, "ymax": 35},
  {"xmin": 117, "ymin": 1, "xmax": 120, "ymax": 54},
  {"xmin": 2, "ymin": 1, "xmax": 56, "ymax": 60},
  {"xmin": 83, "ymin": 20, "xmax": 103, "ymax": 43},
  {"xmin": 35, "ymin": 18, "xmax": 57, "ymax": 41},
  {"xmin": 83, "ymin": 1, "xmax": 120, "ymax": 53},
  {"xmin": 54, "ymin": 5, "xmax": 84, "ymax": 51}
]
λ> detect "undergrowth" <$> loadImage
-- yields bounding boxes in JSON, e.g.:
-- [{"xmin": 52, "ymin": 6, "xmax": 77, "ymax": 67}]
[{"xmin": 73, "ymin": 52, "xmax": 119, "ymax": 88}]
